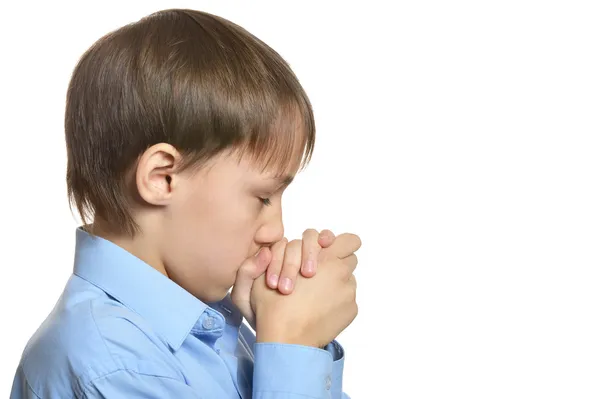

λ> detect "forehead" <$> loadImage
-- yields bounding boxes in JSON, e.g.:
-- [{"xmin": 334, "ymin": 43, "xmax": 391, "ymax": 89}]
[
  {"xmin": 235, "ymin": 109, "xmax": 310, "ymax": 179},
  {"xmin": 232, "ymin": 144, "xmax": 303, "ymax": 181},
  {"xmin": 188, "ymin": 100, "xmax": 313, "ymax": 184}
]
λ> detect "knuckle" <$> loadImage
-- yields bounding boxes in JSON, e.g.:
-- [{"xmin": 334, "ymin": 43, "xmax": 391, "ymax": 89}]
[
  {"xmin": 346, "ymin": 253, "xmax": 358, "ymax": 264},
  {"xmin": 318, "ymin": 251, "xmax": 332, "ymax": 264},
  {"xmin": 268, "ymin": 262, "xmax": 282, "ymax": 273},
  {"xmin": 349, "ymin": 273, "xmax": 357, "ymax": 286},
  {"xmin": 272, "ymin": 247, "xmax": 284, "ymax": 259},
  {"xmin": 282, "ymin": 261, "xmax": 297, "ymax": 274},
  {"xmin": 336, "ymin": 263, "xmax": 351, "ymax": 280},
  {"xmin": 349, "ymin": 258, "xmax": 358, "ymax": 271},
  {"xmin": 304, "ymin": 238, "xmax": 320, "ymax": 253},
  {"xmin": 344, "ymin": 294, "xmax": 358, "ymax": 321},
  {"xmin": 348, "ymin": 272, "xmax": 356, "ymax": 284},
  {"xmin": 270, "ymin": 260, "xmax": 283, "ymax": 270},
  {"xmin": 271, "ymin": 250, "xmax": 285, "ymax": 266}
]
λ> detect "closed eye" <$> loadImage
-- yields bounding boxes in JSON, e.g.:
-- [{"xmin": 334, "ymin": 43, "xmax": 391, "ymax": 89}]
[{"xmin": 259, "ymin": 197, "xmax": 272, "ymax": 206}]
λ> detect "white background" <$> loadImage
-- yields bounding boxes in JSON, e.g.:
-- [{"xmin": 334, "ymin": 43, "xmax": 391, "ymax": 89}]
[{"xmin": 1, "ymin": 1, "xmax": 599, "ymax": 398}]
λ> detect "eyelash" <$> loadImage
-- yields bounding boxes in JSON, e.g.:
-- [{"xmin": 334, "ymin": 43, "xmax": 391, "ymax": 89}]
[{"xmin": 259, "ymin": 197, "xmax": 272, "ymax": 206}]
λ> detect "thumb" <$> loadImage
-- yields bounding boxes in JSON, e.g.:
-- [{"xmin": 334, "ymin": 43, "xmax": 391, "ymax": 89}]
[
  {"xmin": 248, "ymin": 247, "xmax": 271, "ymax": 279},
  {"xmin": 231, "ymin": 247, "xmax": 271, "ymax": 301}
]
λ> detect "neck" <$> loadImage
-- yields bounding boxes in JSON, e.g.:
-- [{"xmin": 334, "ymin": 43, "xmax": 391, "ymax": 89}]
[{"xmin": 89, "ymin": 218, "xmax": 168, "ymax": 277}]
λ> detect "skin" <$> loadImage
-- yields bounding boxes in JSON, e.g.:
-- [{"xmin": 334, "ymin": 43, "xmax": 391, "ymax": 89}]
[
  {"xmin": 92, "ymin": 142, "xmax": 336, "ymax": 323},
  {"xmin": 231, "ymin": 230, "xmax": 336, "ymax": 328},
  {"xmin": 252, "ymin": 233, "xmax": 361, "ymax": 347}
]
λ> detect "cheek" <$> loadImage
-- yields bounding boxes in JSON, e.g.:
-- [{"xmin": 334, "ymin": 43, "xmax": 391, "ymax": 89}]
[{"xmin": 166, "ymin": 192, "xmax": 259, "ymax": 276}]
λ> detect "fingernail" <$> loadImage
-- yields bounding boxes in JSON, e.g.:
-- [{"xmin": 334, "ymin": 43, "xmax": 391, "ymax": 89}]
[
  {"xmin": 281, "ymin": 278, "xmax": 293, "ymax": 292},
  {"xmin": 305, "ymin": 260, "xmax": 315, "ymax": 274},
  {"xmin": 268, "ymin": 274, "xmax": 279, "ymax": 288}
]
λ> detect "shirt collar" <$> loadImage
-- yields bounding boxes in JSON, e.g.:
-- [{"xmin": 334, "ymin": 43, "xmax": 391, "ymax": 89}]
[{"xmin": 72, "ymin": 226, "xmax": 208, "ymax": 351}]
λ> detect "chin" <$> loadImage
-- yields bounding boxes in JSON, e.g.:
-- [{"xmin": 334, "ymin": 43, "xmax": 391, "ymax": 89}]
[
  {"xmin": 204, "ymin": 286, "xmax": 233, "ymax": 303},
  {"xmin": 198, "ymin": 269, "xmax": 240, "ymax": 303}
]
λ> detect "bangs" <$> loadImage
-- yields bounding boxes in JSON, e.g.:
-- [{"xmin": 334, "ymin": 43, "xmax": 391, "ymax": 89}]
[
  {"xmin": 234, "ymin": 96, "xmax": 315, "ymax": 177},
  {"xmin": 65, "ymin": 8, "xmax": 317, "ymax": 237}
]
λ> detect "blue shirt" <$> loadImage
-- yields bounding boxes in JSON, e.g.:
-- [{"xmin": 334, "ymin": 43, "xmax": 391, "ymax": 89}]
[{"xmin": 11, "ymin": 227, "xmax": 349, "ymax": 398}]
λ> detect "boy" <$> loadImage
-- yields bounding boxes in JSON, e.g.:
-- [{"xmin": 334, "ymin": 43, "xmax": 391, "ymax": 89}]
[{"xmin": 10, "ymin": 8, "xmax": 360, "ymax": 399}]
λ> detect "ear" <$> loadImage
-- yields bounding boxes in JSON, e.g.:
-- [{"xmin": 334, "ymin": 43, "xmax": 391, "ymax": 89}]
[{"xmin": 135, "ymin": 143, "xmax": 181, "ymax": 206}]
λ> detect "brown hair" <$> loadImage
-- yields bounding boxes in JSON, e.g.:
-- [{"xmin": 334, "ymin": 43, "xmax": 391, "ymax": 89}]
[{"xmin": 65, "ymin": 9, "xmax": 315, "ymax": 237}]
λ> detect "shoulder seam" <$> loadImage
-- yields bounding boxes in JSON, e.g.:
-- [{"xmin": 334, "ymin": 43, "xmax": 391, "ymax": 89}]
[
  {"xmin": 23, "ymin": 371, "xmax": 42, "ymax": 399},
  {"xmin": 88, "ymin": 300, "xmax": 118, "ymax": 367},
  {"xmin": 19, "ymin": 365, "xmax": 74, "ymax": 399}
]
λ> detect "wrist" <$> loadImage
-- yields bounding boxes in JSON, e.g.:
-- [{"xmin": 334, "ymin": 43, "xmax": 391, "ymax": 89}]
[{"xmin": 255, "ymin": 321, "xmax": 317, "ymax": 347}]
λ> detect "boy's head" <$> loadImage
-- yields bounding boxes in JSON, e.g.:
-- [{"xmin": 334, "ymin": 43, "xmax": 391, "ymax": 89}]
[{"xmin": 65, "ymin": 9, "xmax": 315, "ymax": 301}]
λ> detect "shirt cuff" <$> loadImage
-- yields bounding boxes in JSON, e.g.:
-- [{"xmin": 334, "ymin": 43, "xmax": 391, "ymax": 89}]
[
  {"xmin": 253, "ymin": 342, "xmax": 335, "ymax": 397},
  {"xmin": 325, "ymin": 340, "xmax": 346, "ymax": 397}
]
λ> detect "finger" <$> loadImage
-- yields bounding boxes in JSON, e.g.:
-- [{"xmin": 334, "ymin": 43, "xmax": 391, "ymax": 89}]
[
  {"xmin": 254, "ymin": 246, "xmax": 272, "ymax": 276},
  {"xmin": 326, "ymin": 233, "xmax": 362, "ymax": 259},
  {"xmin": 342, "ymin": 253, "xmax": 358, "ymax": 273},
  {"xmin": 266, "ymin": 238, "xmax": 287, "ymax": 289},
  {"xmin": 317, "ymin": 229, "xmax": 336, "ymax": 248},
  {"xmin": 301, "ymin": 229, "xmax": 320, "ymax": 277},
  {"xmin": 278, "ymin": 239, "xmax": 302, "ymax": 294},
  {"xmin": 230, "ymin": 247, "xmax": 271, "ymax": 312},
  {"xmin": 246, "ymin": 247, "xmax": 272, "ymax": 279},
  {"xmin": 230, "ymin": 247, "xmax": 271, "ymax": 328}
]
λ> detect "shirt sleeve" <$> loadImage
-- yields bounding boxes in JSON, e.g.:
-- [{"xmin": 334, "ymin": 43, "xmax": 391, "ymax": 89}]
[
  {"xmin": 253, "ymin": 340, "xmax": 349, "ymax": 399},
  {"xmin": 324, "ymin": 340, "xmax": 349, "ymax": 398},
  {"xmin": 81, "ymin": 369, "xmax": 204, "ymax": 399},
  {"xmin": 10, "ymin": 367, "xmax": 41, "ymax": 399}
]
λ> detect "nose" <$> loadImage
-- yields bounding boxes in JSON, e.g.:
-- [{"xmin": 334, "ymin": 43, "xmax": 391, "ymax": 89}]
[{"xmin": 254, "ymin": 204, "xmax": 285, "ymax": 246}]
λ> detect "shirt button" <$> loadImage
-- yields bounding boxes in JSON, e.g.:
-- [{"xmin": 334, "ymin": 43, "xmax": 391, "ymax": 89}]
[
  {"xmin": 325, "ymin": 375, "xmax": 332, "ymax": 390},
  {"xmin": 202, "ymin": 316, "xmax": 215, "ymax": 329}
]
